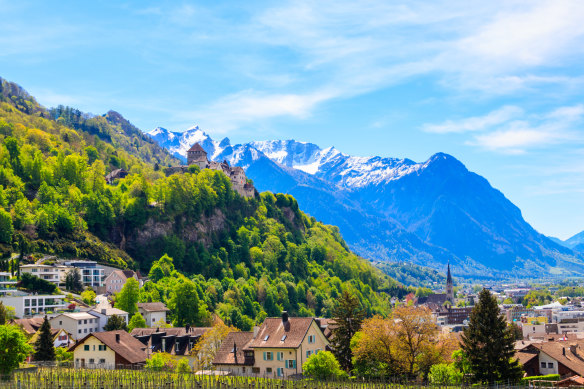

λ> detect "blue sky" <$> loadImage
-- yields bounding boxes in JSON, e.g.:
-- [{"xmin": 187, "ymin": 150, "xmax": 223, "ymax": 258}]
[{"xmin": 1, "ymin": 0, "xmax": 583, "ymax": 239}]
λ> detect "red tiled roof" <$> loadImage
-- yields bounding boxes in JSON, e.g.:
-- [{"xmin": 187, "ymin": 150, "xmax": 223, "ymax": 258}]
[
  {"xmin": 188, "ymin": 143, "xmax": 206, "ymax": 153},
  {"xmin": 532, "ymin": 341, "xmax": 584, "ymax": 377},
  {"xmin": 137, "ymin": 302, "xmax": 169, "ymax": 312},
  {"xmin": 11, "ymin": 318, "xmax": 44, "ymax": 335},
  {"xmin": 245, "ymin": 317, "xmax": 314, "ymax": 349},
  {"xmin": 213, "ymin": 332, "xmax": 254, "ymax": 366},
  {"xmin": 69, "ymin": 330, "xmax": 147, "ymax": 364}
]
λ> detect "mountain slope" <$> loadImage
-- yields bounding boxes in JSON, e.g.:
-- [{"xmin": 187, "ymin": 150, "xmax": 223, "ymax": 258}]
[
  {"xmin": 0, "ymin": 76, "xmax": 401, "ymax": 326},
  {"xmin": 148, "ymin": 127, "xmax": 584, "ymax": 278}
]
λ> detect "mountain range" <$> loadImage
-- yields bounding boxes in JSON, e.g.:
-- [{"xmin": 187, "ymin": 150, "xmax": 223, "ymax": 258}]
[
  {"xmin": 550, "ymin": 231, "xmax": 584, "ymax": 253},
  {"xmin": 148, "ymin": 126, "xmax": 584, "ymax": 279}
]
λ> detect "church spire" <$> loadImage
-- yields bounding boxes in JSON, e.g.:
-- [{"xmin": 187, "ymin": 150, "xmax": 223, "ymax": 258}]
[{"xmin": 447, "ymin": 261, "xmax": 453, "ymax": 285}]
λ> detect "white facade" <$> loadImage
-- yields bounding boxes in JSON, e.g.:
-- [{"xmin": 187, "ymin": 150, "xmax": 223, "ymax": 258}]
[
  {"xmin": 0, "ymin": 294, "xmax": 66, "ymax": 318},
  {"xmin": 63, "ymin": 261, "xmax": 104, "ymax": 288},
  {"xmin": 89, "ymin": 306, "xmax": 129, "ymax": 329},
  {"xmin": 0, "ymin": 272, "xmax": 17, "ymax": 295},
  {"xmin": 20, "ymin": 264, "xmax": 70, "ymax": 286},
  {"xmin": 50, "ymin": 312, "xmax": 100, "ymax": 340}
]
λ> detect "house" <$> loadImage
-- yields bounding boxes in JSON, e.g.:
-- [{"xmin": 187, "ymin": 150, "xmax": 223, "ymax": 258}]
[
  {"xmin": 69, "ymin": 330, "xmax": 147, "ymax": 369},
  {"xmin": 20, "ymin": 264, "xmax": 69, "ymax": 286},
  {"xmin": 104, "ymin": 270, "xmax": 138, "ymax": 294},
  {"xmin": 88, "ymin": 305, "xmax": 129, "ymax": 329},
  {"xmin": 131, "ymin": 326, "xmax": 210, "ymax": 366},
  {"xmin": 105, "ymin": 169, "xmax": 129, "ymax": 185},
  {"xmin": 137, "ymin": 302, "xmax": 169, "ymax": 326},
  {"xmin": 435, "ymin": 307, "xmax": 473, "ymax": 326},
  {"xmin": 63, "ymin": 260, "xmax": 104, "ymax": 288},
  {"xmin": 557, "ymin": 375, "xmax": 584, "ymax": 387},
  {"xmin": 517, "ymin": 341, "xmax": 584, "ymax": 379},
  {"xmin": 0, "ymin": 294, "xmax": 66, "ymax": 318},
  {"xmin": 212, "ymin": 312, "xmax": 330, "ymax": 377},
  {"xmin": 212, "ymin": 332, "xmax": 255, "ymax": 375},
  {"xmin": 29, "ymin": 328, "xmax": 72, "ymax": 349},
  {"xmin": 10, "ymin": 317, "xmax": 45, "ymax": 335},
  {"xmin": 50, "ymin": 312, "xmax": 100, "ymax": 340}
]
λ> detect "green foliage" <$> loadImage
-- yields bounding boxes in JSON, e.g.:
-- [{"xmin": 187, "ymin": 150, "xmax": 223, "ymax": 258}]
[
  {"xmin": 115, "ymin": 278, "xmax": 139, "ymax": 317},
  {"xmin": 104, "ymin": 315, "xmax": 127, "ymax": 331},
  {"xmin": 0, "ymin": 324, "xmax": 33, "ymax": 375},
  {"xmin": 81, "ymin": 289, "xmax": 96, "ymax": 305},
  {"xmin": 522, "ymin": 289, "xmax": 552, "ymax": 308},
  {"xmin": 33, "ymin": 317, "xmax": 55, "ymax": 362},
  {"xmin": 128, "ymin": 312, "xmax": 147, "ymax": 332},
  {"xmin": 19, "ymin": 272, "xmax": 57, "ymax": 294},
  {"xmin": 303, "ymin": 351, "xmax": 345, "ymax": 380},
  {"xmin": 520, "ymin": 374, "xmax": 560, "ymax": 384},
  {"xmin": 169, "ymin": 279, "xmax": 201, "ymax": 327},
  {"xmin": 461, "ymin": 289, "xmax": 522, "ymax": 384},
  {"xmin": 428, "ymin": 363, "xmax": 463, "ymax": 385},
  {"xmin": 330, "ymin": 291, "xmax": 365, "ymax": 372},
  {"xmin": 0, "ymin": 209, "xmax": 13, "ymax": 244},
  {"xmin": 175, "ymin": 358, "xmax": 191, "ymax": 374},
  {"xmin": 145, "ymin": 352, "xmax": 176, "ymax": 372},
  {"xmin": 55, "ymin": 347, "xmax": 73, "ymax": 362},
  {"xmin": 64, "ymin": 269, "xmax": 83, "ymax": 293}
]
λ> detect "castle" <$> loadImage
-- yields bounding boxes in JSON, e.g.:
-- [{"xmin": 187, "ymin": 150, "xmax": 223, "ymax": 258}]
[{"xmin": 166, "ymin": 143, "xmax": 255, "ymax": 198}]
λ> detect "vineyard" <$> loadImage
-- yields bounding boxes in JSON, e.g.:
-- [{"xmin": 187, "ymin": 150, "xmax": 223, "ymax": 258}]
[{"xmin": 0, "ymin": 369, "xmax": 536, "ymax": 389}]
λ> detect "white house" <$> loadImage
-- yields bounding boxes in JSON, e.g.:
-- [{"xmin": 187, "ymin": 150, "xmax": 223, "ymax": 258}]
[
  {"xmin": 0, "ymin": 294, "xmax": 66, "ymax": 318},
  {"xmin": 50, "ymin": 312, "xmax": 100, "ymax": 340},
  {"xmin": 137, "ymin": 302, "xmax": 169, "ymax": 326}
]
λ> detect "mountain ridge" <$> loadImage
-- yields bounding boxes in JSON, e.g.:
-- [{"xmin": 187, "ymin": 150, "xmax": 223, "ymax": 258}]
[{"xmin": 148, "ymin": 125, "xmax": 584, "ymax": 279}]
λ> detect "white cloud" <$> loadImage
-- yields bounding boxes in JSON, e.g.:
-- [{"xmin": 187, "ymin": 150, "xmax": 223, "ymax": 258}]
[
  {"xmin": 466, "ymin": 104, "xmax": 584, "ymax": 153},
  {"xmin": 422, "ymin": 106, "xmax": 522, "ymax": 134}
]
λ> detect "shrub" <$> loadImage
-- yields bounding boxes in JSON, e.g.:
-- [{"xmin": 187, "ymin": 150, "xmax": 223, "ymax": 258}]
[
  {"xmin": 520, "ymin": 374, "xmax": 560, "ymax": 384},
  {"xmin": 303, "ymin": 351, "xmax": 345, "ymax": 380},
  {"xmin": 428, "ymin": 363, "xmax": 463, "ymax": 385}
]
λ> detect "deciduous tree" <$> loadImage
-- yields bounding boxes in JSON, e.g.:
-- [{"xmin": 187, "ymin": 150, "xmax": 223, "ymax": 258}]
[
  {"xmin": 0, "ymin": 325, "xmax": 33, "ymax": 375},
  {"xmin": 115, "ymin": 278, "xmax": 139, "ymax": 317}
]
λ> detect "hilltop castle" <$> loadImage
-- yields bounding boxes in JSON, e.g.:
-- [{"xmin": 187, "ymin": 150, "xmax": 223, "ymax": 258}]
[{"xmin": 166, "ymin": 143, "xmax": 255, "ymax": 198}]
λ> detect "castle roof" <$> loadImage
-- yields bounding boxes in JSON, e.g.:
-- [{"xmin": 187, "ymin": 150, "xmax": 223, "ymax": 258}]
[{"xmin": 188, "ymin": 143, "xmax": 206, "ymax": 153}]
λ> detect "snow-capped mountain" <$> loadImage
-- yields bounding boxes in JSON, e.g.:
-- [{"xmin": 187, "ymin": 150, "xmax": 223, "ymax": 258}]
[{"xmin": 148, "ymin": 126, "xmax": 584, "ymax": 278}]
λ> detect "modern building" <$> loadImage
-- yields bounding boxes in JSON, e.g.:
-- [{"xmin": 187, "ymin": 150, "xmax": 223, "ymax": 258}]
[
  {"xmin": 69, "ymin": 330, "xmax": 147, "ymax": 369},
  {"xmin": 137, "ymin": 302, "xmax": 169, "ymax": 327},
  {"xmin": 0, "ymin": 272, "xmax": 17, "ymax": 295},
  {"xmin": 63, "ymin": 260, "xmax": 104, "ymax": 288},
  {"xmin": 20, "ymin": 264, "xmax": 68, "ymax": 286},
  {"xmin": 0, "ymin": 294, "xmax": 66, "ymax": 318}
]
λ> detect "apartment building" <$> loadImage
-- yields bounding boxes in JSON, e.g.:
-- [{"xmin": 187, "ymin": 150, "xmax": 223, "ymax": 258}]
[{"xmin": 0, "ymin": 294, "xmax": 66, "ymax": 318}]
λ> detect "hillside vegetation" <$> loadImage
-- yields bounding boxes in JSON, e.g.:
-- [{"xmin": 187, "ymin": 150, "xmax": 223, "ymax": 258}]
[{"xmin": 0, "ymin": 77, "xmax": 401, "ymax": 327}]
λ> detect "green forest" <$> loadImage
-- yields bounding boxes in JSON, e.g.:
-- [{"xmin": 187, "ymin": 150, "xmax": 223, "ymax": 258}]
[{"xmin": 0, "ymin": 77, "xmax": 407, "ymax": 329}]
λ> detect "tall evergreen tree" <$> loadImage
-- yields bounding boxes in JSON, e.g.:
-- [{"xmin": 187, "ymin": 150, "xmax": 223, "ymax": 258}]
[
  {"xmin": 64, "ymin": 269, "xmax": 83, "ymax": 292},
  {"xmin": 0, "ymin": 302, "xmax": 7, "ymax": 325},
  {"xmin": 461, "ymin": 288, "xmax": 522, "ymax": 384},
  {"xmin": 330, "ymin": 290, "xmax": 365, "ymax": 372},
  {"xmin": 34, "ymin": 317, "xmax": 55, "ymax": 362}
]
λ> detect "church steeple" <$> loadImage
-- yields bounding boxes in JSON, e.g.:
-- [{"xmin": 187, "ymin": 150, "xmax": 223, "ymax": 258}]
[{"xmin": 446, "ymin": 262, "xmax": 454, "ymax": 304}]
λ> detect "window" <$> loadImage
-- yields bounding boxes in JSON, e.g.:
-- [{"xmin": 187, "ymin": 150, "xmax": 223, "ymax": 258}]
[
  {"xmin": 263, "ymin": 335, "xmax": 269, "ymax": 341},
  {"xmin": 252, "ymin": 367, "xmax": 260, "ymax": 374},
  {"xmin": 59, "ymin": 321, "xmax": 62, "ymax": 326},
  {"xmin": 89, "ymin": 359, "xmax": 94, "ymax": 364},
  {"xmin": 92, "ymin": 345, "xmax": 95, "ymax": 351},
  {"xmin": 99, "ymin": 359, "xmax": 105, "ymax": 364},
  {"xmin": 84, "ymin": 345, "xmax": 89, "ymax": 351},
  {"xmin": 306, "ymin": 350, "xmax": 312, "ymax": 358},
  {"xmin": 541, "ymin": 362, "xmax": 546, "ymax": 368},
  {"xmin": 308, "ymin": 335, "xmax": 315, "ymax": 344},
  {"xmin": 266, "ymin": 368, "xmax": 272, "ymax": 374},
  {"xmin": 263, "ymin": 352, "xmax": 273, "ymax": 361},
  {"xmin": 99, "ymin": 345, "xmax": 106, "ymax": 351},
  {"xmin": 276, "ymin": 352, "xmax": 283, "ymax": 361},
  {"xmin": 281, "ymin": 335, "xmax": 287, "ymax": 341},
  {"xmin": 548, "ymin": 363, "xmax": 554, "ymax": 368},
  {"xmin": 84, "ymin": 329, "xmax": 88, "ymax": 333},
  {"xmin": 78, "ymin": 330, "xmax": 82, "ymax": 334},
  {"xmin": 277, "ymin": 367, "xmax": 284, "ymax": 377},
  {"xmin": 285, "ymin": 360, "xmax": 296, "ymax": 369}
]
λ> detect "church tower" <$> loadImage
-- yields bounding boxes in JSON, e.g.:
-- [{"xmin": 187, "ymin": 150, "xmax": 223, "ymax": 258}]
[
  {"xmin": 187, "ymin": 143, "xmax": 208, "ymax": 169},
  {"xmin": 446, "ymin": 262, "xmax": 454, "ymax": 304}
]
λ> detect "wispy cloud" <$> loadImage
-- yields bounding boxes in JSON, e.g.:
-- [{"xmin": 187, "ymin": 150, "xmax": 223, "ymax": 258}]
[{"xmin": 422, "ymin": 106, "xmax": 522, "ymax": 134}]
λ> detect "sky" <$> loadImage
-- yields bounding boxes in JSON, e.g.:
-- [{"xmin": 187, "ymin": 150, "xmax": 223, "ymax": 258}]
[{"xmin": 1, "ymin": 0, "xmax": 583, "ymax": 239}]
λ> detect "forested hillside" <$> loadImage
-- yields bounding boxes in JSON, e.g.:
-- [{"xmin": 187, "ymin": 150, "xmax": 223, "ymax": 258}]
[{"xmin": 0, "ymin": 77, "xmax": 402, "ymax": 327}]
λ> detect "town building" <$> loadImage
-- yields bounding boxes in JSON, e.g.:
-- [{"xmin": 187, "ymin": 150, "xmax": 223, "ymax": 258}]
[
  {"xmin": 29, "ymin": 328, "xmax": 72, "ymax": 349},
  {"xmin": 88, "ymin": 305, "xmax": 129, "ymax": 329},
  {"xmin": 435, "ymin": 306, "xmax": 473, "ymax": 326},
  {"xmin": 517, "ymin": 340, "xmax": 584, "ymax": 379},
  {"xmin": 20, "ymin": 264, "xmax": 68, "ymax": 286},
  {"xmin": 0, "ymin": 272, "xmax": 17, "ymax": 295},
  {"xmin": 63, "ymin": 260, "xmax": 104, "ymax": 288},
  {"xmin": 0, "ymin": 294, "xmax": 66, "ymax": 318},
  {"xmin": 167, "ymin": 143, "xmax": 255, "ymax": 198},
  {"xmin": 213, "ymin": 332, "xmax": 255, "ymax": 375},
  {"xmin": 104, "ymin": 270, "xmax": 138, "ymax": 294},
  {"xmin": 131, "ymin": 326, "xmax": 210, "ymax": 367},
  {"xmin": 50, "ymin": 312, "xmax": 100, "ymax": 340},
  {"xmin": 137, "ymin": 302, "xmax": 169, "ymax": 327},
  {"xmin": 212, "ymin": 312, "xmax": 330, "ymax": 378},
  {"xmin": 69, "ymin": 330, "xmax": 147, "ymax": 369}
]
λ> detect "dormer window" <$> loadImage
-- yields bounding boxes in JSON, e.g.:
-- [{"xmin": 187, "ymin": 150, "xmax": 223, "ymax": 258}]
[
  {"xmin": 263, "ymin": 335, "xmax": 269, "ymax": 341},
  {"xmin": 281, "ymin": 335, "xmax": 287, "ymax": 341}
]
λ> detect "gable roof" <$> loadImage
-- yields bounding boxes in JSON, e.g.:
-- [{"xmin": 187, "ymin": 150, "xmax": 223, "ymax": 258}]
[
  {"xmin": 213, "ymin": 332, "xmax": 254, "ymax": 366},
  {"xmin": 106, "ymin": 270, "xmax": 136, "ymax": 281},
  {"xmin": 531, "ymin": 341, "xmax": 584, "ymax": 377},
  {"xmin": 188, "ymin": 143, "xmax": 206, "ymax": 153},
  {"xmin": 130, "ymin": 327, "xmax": 210, "ymax": 337},
  {"xmin": 137, "ymin": 302, "xmax": 170, "ymax": 312},
  {"xmin": 11, "ymin": 317, "xmax": 44, "ymax": 335},
  {"xmin": 69, "ymin": 330, "xmax": 147, "ymax": 364},
  {"xmin": 245, "ymin": 317, "xmax": 318, "ymax": 349},
  {"xmin": 29, "ymin": 328, "xmax": 70, "ymax": 345}
]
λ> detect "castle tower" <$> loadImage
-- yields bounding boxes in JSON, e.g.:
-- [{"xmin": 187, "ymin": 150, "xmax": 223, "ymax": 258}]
[
  {"xmin": 446, "ymin": 262, "xmax": 454, "ymax": 304},
  {"xmin": 187, "ymin": 143, "xmax": 208, "ymax": 169}
]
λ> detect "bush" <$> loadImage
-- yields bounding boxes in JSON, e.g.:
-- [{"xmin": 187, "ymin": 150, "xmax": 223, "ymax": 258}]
[
  {"xmin": 303, "ymin": 351, "xmax": 345, "ymax": 380},
  {"xmin": 520, "ymin": 374, "xmax": 560, "ymax": 384},
  {"xmin": 19, "ymin": 272, "xmax": 57, "ymax": 294},
  {"xmin": 428, "ymin": 363, "xmax": 463, "ymax": 385}
]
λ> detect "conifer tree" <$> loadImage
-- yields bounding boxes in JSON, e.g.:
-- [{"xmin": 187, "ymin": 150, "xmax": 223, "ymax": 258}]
[
  {"xmin": 461, "ymin": 288, "xmax": 522, "ymax": 384},
  {"xmin": 34, "ymin": 317, "xmax": 55, "ymax": 362},
  {"xmin": 104, "ymin": 314, "xmax": 127, "ymax": 331},
  {"xmin": 330, "ymin": 290, "xmax": 365, "ymax": 372}
]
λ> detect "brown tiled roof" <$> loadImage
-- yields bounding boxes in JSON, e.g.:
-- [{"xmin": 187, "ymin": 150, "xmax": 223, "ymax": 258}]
[
  {"xmin": 137, "ymin": 302, "xmax": 170, "ymax": 312},
  {"xmin": 245, "ymin": 317, "xmax": 314, "ymax": 349},
  {"xmin": 515, "ymin": 351, "xmax": 538, "ymax": 366},
  {"xmin": 188, "ymin": 143, "xmax": 206, "ymax": 153},
  {"xmin": 130, "ymin": 327, "xmax": 210, "ymax": 337},
  {"xmin": 316, "ymin": 318, "xmax": 336, "ymax": 339},
  {"xmin": 69, "ymin": 330, "xmax": 147, "ymax": 364},
  {"xmin": 557, "ymin": 375, "xmax": 584, "ymax": 386},
  {"xmin": 11, "ymin": 318, "xmax": 44, "ymax": 335},
  {"xmin": 532, "ymin": 341, "xmax": 584, "ymax": 376},
  {"xmin": 213, "ymin": 332, "xmax": 254, "ymax": 366},
  {"xmin": 131, "ymin": 327, "xmax": 211, "ymax": 356}
]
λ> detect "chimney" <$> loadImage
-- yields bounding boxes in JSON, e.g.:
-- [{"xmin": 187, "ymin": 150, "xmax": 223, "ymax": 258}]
[
  {"xmin": 563, "ymin": 348, "xmax": 566, "ymax": 356},
  {"xmin": 253, "ymin": 326, "xmax": 259, "ymax": 338},
  {"xmin": 101, "ymin": 309, "xmax": 107, "ymax": 315},
  {"xmin": 185, "ymin": 324, "xmax": 190, "ymax": 333},
  {"xmin": 233, "ymin": 341, "xmax": 238, "ymax": 364},
  {"xmin": 570, "ymin": 344, "xmax": 578, "ymax": 355},
  {"xmin": 115, "ymin": 333, "xmax": 120, "ymax": 343},
  {"xmin": 282, "ymin": 311, "xmax": 289, "ymax": 323}
]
